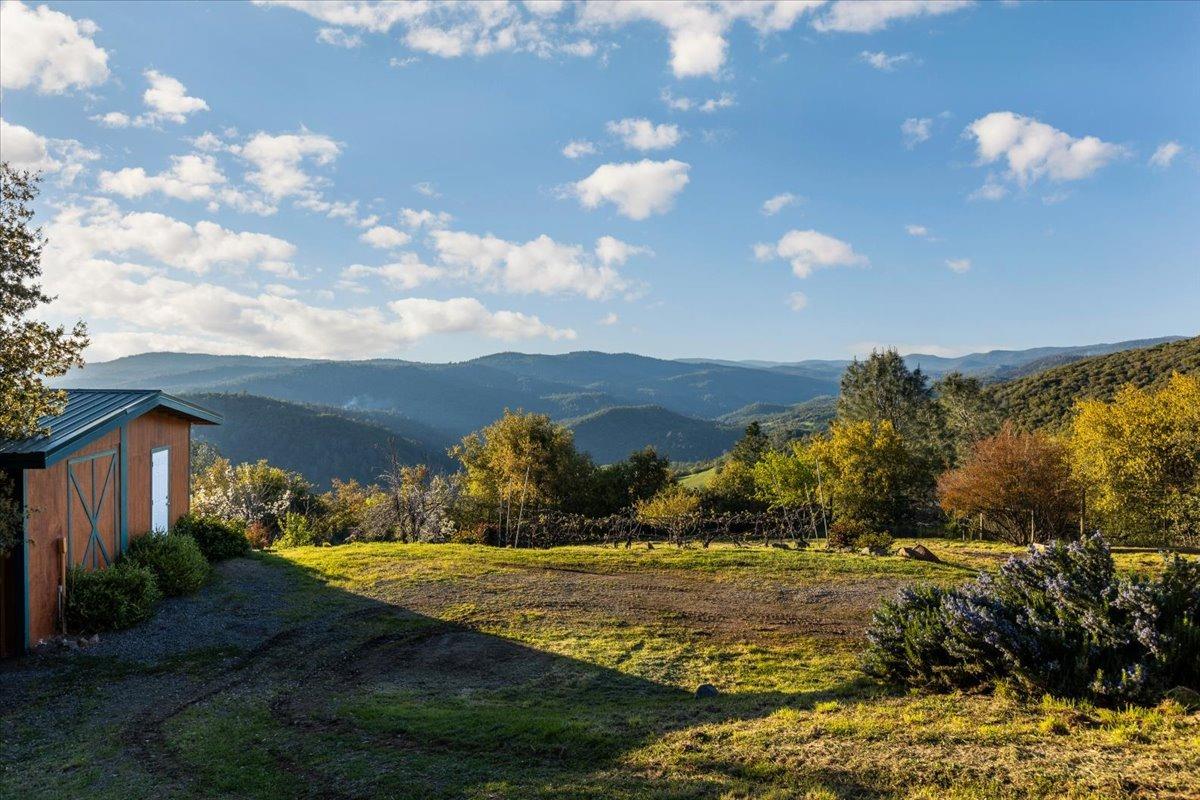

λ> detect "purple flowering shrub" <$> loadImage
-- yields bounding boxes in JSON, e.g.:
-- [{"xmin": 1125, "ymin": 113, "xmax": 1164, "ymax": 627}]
[{"xmin": 863, "ymin": 534, "xmax": 1200, "ymax": 704}]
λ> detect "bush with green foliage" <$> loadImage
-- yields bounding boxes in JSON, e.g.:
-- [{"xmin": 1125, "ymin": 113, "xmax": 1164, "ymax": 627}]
[
  {"xmin": 863, "ymin": 534, "xmax": 1200, "ymax": 705},
  {"xmin": 826, "ymin": 518, "xmax": 875, "ymax": 550},
  {"xmin": 65, "ymin": 562, "xmax": 161, "ymax": 633},
  {"xmin": 125, "ymin": 533, "xmax": 210, "ymax": 596},
  {"xmin": 171, "ymin": 513, "xmax": 250, "ymax": 561},
  {"xmin": 275, "ymin": 511, "xmax": 324, "ymax": 548}
]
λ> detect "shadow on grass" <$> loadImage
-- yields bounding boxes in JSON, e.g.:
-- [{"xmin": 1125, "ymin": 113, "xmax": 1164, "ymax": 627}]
[{"xmin": 154, "ymin": 552, "xmax": 896, "ymax": 799}]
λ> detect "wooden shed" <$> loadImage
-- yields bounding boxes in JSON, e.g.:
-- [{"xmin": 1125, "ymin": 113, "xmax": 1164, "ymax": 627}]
[{"xmin": 0, "ymin": 390, "xmax": 221, "ymax": 655}]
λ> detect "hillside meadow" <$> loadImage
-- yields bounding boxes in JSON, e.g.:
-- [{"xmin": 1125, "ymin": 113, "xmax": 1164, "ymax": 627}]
[{"xmin": 3, "ymin": 539, "xmax": 1196, "ymax": 800}]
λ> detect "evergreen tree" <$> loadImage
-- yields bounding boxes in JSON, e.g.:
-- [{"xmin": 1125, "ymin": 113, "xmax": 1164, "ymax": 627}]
[
  {"xmin": 1, "ymin": 163, "xmax": 88, "ymax": 440},
  {"xmin": 729, "ymin": 421, "xmax": 770, "ymax": 465}
]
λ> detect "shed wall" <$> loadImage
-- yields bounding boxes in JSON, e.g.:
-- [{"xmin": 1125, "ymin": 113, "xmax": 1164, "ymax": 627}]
[{"xmin": 126, "ymin": 410, "xmax": 191, "ymax": 537}]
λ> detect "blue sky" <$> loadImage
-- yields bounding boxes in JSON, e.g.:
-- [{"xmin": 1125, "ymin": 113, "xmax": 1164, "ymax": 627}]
[{"xmin": 2, "ymin": 0, "xmax": 1197, "ymax": 363}]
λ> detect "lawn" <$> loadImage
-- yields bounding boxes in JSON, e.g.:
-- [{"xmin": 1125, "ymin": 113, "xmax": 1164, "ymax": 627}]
[{"xmin": 1, "ymin": 539, "xmax": 1196, "ymax": 799}]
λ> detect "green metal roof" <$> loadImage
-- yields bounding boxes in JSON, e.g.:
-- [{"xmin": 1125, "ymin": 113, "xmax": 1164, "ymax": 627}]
[{"xmin": 0, "ymin": 389, "xmax": 221, "ymax": 469}]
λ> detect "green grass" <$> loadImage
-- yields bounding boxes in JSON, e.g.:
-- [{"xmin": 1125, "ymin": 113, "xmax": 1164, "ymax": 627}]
[
  {"xmin": 678, "ymin": 467, "xmax": 716, "ymax": 489},
  {"xmin": 2, "ymin": 539, "xmax": 1196, "ymax": 799}
]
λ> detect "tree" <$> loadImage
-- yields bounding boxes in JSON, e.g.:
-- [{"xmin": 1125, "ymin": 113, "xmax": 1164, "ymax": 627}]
[
  {"xmin": 934, "ymin": 371, "xmax": 1002, "ymax": 464},
  {"xmin": 810, "ymin": 420, "xmax": 925, "ymax": 533},
  {"xmin": 635, "ymin": 484, "xmax": 701, "ymax": 546},
  {"xmin": 191, "ymin": 457, "xmax": 311, "ymax": 535},
  {"xmin": 452, "ymin": 410, "xmax": 594, "ymax": 541},
  {"xmin": 938, "ymin": 424, "xmax": 1079, "ymax": 544},
  {"xmin": 837, "ymin": 349, "xmax": 939, "ymax": 446},
  {"xmin": 704, "ymin": 458, "xmax": 763, "ymax": 512},
  {"xmin": 589, "ymin": 446, "xmax": 672, "ymax": 515},
  {"xmin": 729, "ymin": 421, "xmax": 770, "ymax": 466},
  {"xmin": 1069, "ymin": 373, "xmax": 1200, "ymax": 545},
  {"xmin": 1, "ymin": 164, "xmax": 88, "ymax": 441},
  {"xmin": 378, "ymin": 461, "xmax": 459, "ymax": 543},
  {"xmin": 753, "ymin": 442, "xmax": 819, "ymax": 509}
]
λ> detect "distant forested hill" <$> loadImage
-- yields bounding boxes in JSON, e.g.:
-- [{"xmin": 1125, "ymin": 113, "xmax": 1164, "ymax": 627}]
[
  {"xmin": 989, "ymin": 336, "xmax": 1200, "ymax": 430},
  {"xmin": 564, "ymin": 405, "xmax": 739, "ymax": 464},
  {"xmin": 186, "ymin": 393, "xmax": 454, "ymax": 488}
]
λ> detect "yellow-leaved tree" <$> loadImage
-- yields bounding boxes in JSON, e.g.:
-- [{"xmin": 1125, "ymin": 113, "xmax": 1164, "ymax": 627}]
[{"xmin": 1070, "ymin": 373, "xmax": 1200, "ymax": 546}]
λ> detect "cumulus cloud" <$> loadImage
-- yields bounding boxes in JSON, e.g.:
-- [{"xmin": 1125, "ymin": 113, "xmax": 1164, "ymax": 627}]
[
  {"xmin": 901, "ymin": 117, "xmax": 932, "ymax": 148},
  {"xmin": 754, "ymin": 229, "xmax": 868, "ymax": 278},
  {"xmin": 965, "ymin": 111, "xmax": 1127, "ymax": 189},
  {"xmin": 41, "ymin": 201, "xmax": 570, "ymax": 359},
  {"xmin": 761, "ymin": 192, "xmax": 798, "ymax": 216},
  {"xmin": 606, "ymin": 118, "xmax": 682, "ymax": 151},
  {"xmin": 45, "ymin": 199, "xmax": 296, "ymax": 275},
  {"xmin": 359, "ymin": 225, "xmax": 412, "ymax": 249},
  {"xmin": 399, "ymin": 207, "xmax": 452, "ymax": 228},
  {"xmin": 572, "ymin": 159, "xmax": 690, "ymax": 220},
  {"xmin": 141, "ymin": 70, "xmax": 209, "ymax": 124},
  {"xmin": 0, "ymin": 118, "xmax": 99, "ymax": 184},
  {"xmin": 945, "ymin": 258, "xmax": 971, "ymax": 273},
  {"xmin": 97, "ymin": 152, "xmax": 276, "ymax": 215},
  {"xmin": 859, "ymin": 50, "xmax": 913, "ymax": 71},
  {"xmin": 787, "ymin": 291, "xmax": 808, "ymax": 311},
  {"xmin": 342, "ymin": 254, "xmax": 442, "ymax": 288},
  {"xmin": 968, "ymin": 173, "xmax": 1008, "ymax": 202},
  {"xmin": 598, "ymin": 311, "xmax": 619, "ymax": 326},
  {"xmin": 1149, "ymin": 141, "xmax": 1183, "ymax": 169},
  {"xmin": 92, "ymin": 111, "xmax": 131, "ymax": 128},
  {"xmin": 0, "ymin": 0, "xmax": 110, "ymax": 93},
  {"xmin": 413, "ymin": 181, "xmax": 440, "ymax": 197},
  {"xmin": 594, "ymin": 235, "xmax": 652, "ymax": 267},
  {"xmin": 562, "ymin": 139, "xmax": 597, "ymax": 159},
  {"xmin": 429, "ymin": 229, "xmax": 641, "ymax": 299},
  {"xmin": 812, "ymin": 1, "xmax": 973, "ymax": 34},
  {"xmin": 905, "ymin": 224, "xmax": 929, "ymax": 238},
  {"xmin": 236, "ymin": 130, "xmax": 341, "ymax": 200}
]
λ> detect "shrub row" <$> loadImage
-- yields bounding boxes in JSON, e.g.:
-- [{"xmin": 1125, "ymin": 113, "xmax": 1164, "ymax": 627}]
[
  {"xmin": 862, "ymin": 534, "xmax": 1200, "ymax": 705},
  {"xmin": 64, "ymin": 514, "xmax": 250, "ymax": 635}
]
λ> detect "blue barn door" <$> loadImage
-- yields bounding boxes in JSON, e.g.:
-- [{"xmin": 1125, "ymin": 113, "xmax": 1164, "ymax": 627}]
[{"xmin": 67, "ymin": 450, "xmax": 120, "ymax": 570}]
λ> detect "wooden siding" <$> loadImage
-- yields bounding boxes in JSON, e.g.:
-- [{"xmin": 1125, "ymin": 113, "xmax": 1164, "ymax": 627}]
[
  {"xmin": 20, "ymin": 409, "xmax": 193, "ymax": 646},
  {"xmin": 126, "ymin": 410, "xmax": 191, "ymax": 538},
  {"xmin": 24, "ymin": 429, "xmax": 120, "ymax": 644}
]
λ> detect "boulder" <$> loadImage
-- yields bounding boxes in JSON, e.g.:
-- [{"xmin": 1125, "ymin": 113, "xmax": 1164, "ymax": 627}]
[
  {"xmin": 1165, "ymin": 686, "xmax": 1200, "ymax": 712},
  {"xmin": 695, "ymin": 683, "xmax": 720, "ymax": 699},
  {"xmin": 898, "ymin": 544, "xmax": 941, "ymax": 563}
]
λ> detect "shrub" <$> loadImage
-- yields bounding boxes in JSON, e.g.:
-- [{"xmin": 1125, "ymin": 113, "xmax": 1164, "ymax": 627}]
[
  {"xmin": 65, "ymin": 563, "xmax": 161, "ymax": 633},
  {"xmin": 855, "ymin": 530, "xmax": 894, "ymax": 553},
  {"xmin": 246, "ymin": 519, "xmax": 272, "ymax": 550},
  {"xmin": 172, "ymin": 513, "xmax": 250, "ymax": 561},
  {"xmin": 826, "ymin": 518, "xmax": 873, "ymax": 550},
  {"xmin": 275, "ymin": 511, "xmax": 323, "ymax": 549},
  {"xmin": 450, "ymin": 522, "xmax": 493, "ymax": 545},
  {"xmin": 126, "ymin": 533, "xmax": 210, "ymax": 596},
  {"xmin": 863, "ymin": 534, "xmax": 1200, "ymax": 705}
]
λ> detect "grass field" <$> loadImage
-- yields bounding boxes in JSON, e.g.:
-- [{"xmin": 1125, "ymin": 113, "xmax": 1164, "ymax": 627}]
[
  {"xmin": 678, "ymin": 467, "xmax": 717, "ymax": 489},
  {"xmin": 2, "ymin": 539, "xmax": 1196, "ymax": 799}
]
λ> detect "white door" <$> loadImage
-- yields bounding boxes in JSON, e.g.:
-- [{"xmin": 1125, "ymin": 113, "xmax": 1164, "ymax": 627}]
[{"xmin": 151, "ymin": 448, "xmax": 170, "ymax": 533}]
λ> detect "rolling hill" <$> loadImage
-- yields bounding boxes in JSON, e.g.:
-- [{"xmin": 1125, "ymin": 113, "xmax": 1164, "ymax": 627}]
[
  {"xmin": 185, "ymin": 393, "xmax": 454, "ymax": 489},
  {"xmin": 989, "ymin": 336, "xmax": 1200, "ymax": 430},
  {"xmin": 563, "ymin": 405, "xmax": 740, "ymax": 464}
]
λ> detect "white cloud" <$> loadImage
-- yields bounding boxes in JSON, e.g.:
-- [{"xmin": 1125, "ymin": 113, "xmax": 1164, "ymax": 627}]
[
  {"xmin": 0, "ymin": 0, "xmax": 110, "ymax": 93},
  {"xmin": 599, "ymin": 311, "xmax": 619, "ymax": 326},
  {"xmin": 359, "ymin": 225, "xmax": 413, "ymax": 249},
  {"xmin": 316, "ymin": 26, "xmax": 363, "ymax": 47},
  {"xmin": 190, "ymin": 131, "xmax": 225, "ymax": 152},
  {"xmin": 92, "ymin": 111, "xmax": 131, "ymax": 128},
  {"xmin": 562, "ymin": 139, "xmax": 597, "ymax": 159},
  {"xmin": 413, "ymin": 181, "xmax": 440, "ymax": 197},
  {"xmin": 901, "ymin": 117, "xmax": 932, "ymax": 148},
  {"xmin": 813, "ymin": 1, "xmax": 973, "ymax": 34},
  {"xmin": 0, "ymin": 118, "xmax": 99, "ymax": 183},
  {"xmin": 342, "ymin": 254, "xmax": 442, "ymax": 288},
  {"xmin": 606, "ymin": 118, "xmax": 682, "ymax": 151},
  {"xmin": 42, "ymin": 201, "xmax": 569, "ymax": 359},
  {"xmin": 761, "ymin": 192, "xmax": 798, "ymax": 216},
  {"xmin": 389, "ymin": 297, "xmax": 575, "ymax": 343},
  {"xmin": 968, "ymin": 173, "xmax": 1008, "ymax": 202},
  {"xmin": 572, "ymin": 159, "xmax": 690, "ymax": 220},
  {"xmin": 787, "ymin": 292, "xmax": 808, "ymax": 311},
  {"xmin": 965, "ymin": 111, "xmax": 1127, "ymax": 188},
  {"xmin": 754, "ymin": 229, "xmax": 868, "ymax": 279},
  {"xmin": 140, "ymin": 69, "xmax": 209, "ymax": 125},
  {"xmin": 44, "ymin": 199, "xmax": 295, "ymax": 276},
  {"xmin": 945, "ymin": 258, "xmax": 971, "ymax": 273},
  {"xmin": 237, "ymin": 130, "xmax": 341, "ymax": 200},
  {"xmin": 99, "ymin": 154, "xmax": 226, "ymax": 202},
  {"xmin": 905, "ymin": 224, "xmax": 929, "ymax": 237},
  {"xmin": 859, "ymin": 50, "xmax": 913, "ymax": 71},
  {"xmin": 429, "ymin": 229, "xmax": 639, "ymax": 299},
  {"xmin": 661, "ymin": 89, "xmax": 735, "ymax": 112},
  {"xmin": 1149, "ymin": 141, "xmax": 1183, "ymax": 169},
  {"xmin": 594, "ymin": 235, "xmax": 651, "ymax": 267},
  {"xmin": 399, "ymin": 207, "xmax": 452, "ymax": 228}
]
